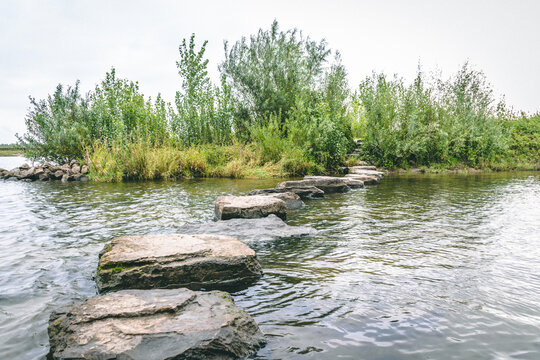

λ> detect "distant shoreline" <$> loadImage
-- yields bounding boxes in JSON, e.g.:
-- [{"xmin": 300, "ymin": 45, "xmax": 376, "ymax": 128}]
[{"xmin": 0, "ymin": 149, "xmax": 24, "ymax": 157}]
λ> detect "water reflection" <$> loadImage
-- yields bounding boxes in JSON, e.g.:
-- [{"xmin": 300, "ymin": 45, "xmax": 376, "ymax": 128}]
[{"xmin": 0, "ymin": 166, "xmax": 539, "ymax": 359}]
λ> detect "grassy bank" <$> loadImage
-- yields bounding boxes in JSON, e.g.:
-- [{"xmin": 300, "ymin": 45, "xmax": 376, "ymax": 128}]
[
  {"xmin": 87, "ymin": 142, "xmax": 314, "ymax": 182},
  {"xmin": 16, "ymin": 21, "xmax": 539, "ymax": 181}
]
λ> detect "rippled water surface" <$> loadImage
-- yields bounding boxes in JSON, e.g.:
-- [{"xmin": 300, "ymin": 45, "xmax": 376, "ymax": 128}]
[{"xmin": 1, "ymin": 157, "xmax": 539, "ymax": 359}]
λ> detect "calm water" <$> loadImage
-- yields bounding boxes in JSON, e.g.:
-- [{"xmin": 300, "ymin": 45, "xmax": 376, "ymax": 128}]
[{"xmin": 1, "ymin": 156, "xmax": 539, "ymax": 359}]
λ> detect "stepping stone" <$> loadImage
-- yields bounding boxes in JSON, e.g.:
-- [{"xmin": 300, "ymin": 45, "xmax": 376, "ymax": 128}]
[
  {"xmin": 345, "ymin": 173, "xmax": 380, "ymax": 185},
  {"xmin": 276, "ymin": 176, "xmax": 351, "ymax": 194},
  {"xmin": 96, "ymin": 234, "xmax": 262, "ymax": 293},
  {"xmin": 47, "ymin": 288, "xmax": 265, "ymax": 360},
  {"xmin": 215, "ymin": 195, "xmax": 287, "ymax": 220},
  {"xmin": 249, "ymin": 191, "xmax": 304, "ymax": 209},
  {"xmin": 249, "ymin": 186, "xmax": 324, "ymax": 200},
  {"xmin": 342, "ymin": 178, "xmax": 365, "ymax": 188},
  {"xmin": 304, "ymin": 175, "xmax": 364, "ymax": 189},
  {"xmin": 351, "ymin": 165, "xmax": 377, "ymax": 170},
  {"xmin": 348, "ymin": 167, "xmax": 385, "ymax": 179}
]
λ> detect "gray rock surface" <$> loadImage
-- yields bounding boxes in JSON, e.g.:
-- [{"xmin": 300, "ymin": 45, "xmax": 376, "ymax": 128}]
[
  {"xmin": 249, "ymin": 185, "xmax": 324, "ymax": 200},
  {"xmin": 48, "ymin": 288, "xmax": 265, "ymax": 360},
  {"xmin": 215, "ymin": 195, "xmax": 287, "ymax": 220},
  {"xmin": 252, "ymin": 191, "xmax": 304, "ymax": 209},
  {"xmin": 342, "ymin": 178, "xmax": 365, "ymax": 188},
  {"xmin": 97, "ymin": 234, "xmax": 262, "ymax": 293},
  {"xmin": 178, "ymin": 214, "xmax": 316, "ymax": 242},
  {"xmin": 1, "ymin": 161, "xmax": 89, "ymax": 182},
  {"xmin": 304, "ymin": 175, "xmax": 365, "ymax": 189},
  {"xmin": 276, "ymin": 177, "xmax": 351, "ymax": 194},
  {"xmin": 348, "ymin": 167, "xmax": 385, "ymax": 179},
  {"xmin": 351, "ymin": 165, "xmax": 377, "ymax": 170},
  {"xmin": 344, "ymin": 173, "xmax": 380, "ymax": 185}
]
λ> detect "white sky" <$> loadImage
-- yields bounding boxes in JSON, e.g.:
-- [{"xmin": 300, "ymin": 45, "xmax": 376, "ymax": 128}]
[{"xmin": 1, "ymin": 0, "xmax": 539, "ymax": 143}]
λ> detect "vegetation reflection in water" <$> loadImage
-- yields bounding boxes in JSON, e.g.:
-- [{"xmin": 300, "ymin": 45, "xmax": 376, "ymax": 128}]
[{"xmin": 0, "ymin": 168, "xmax": 539, "ymax": 359}]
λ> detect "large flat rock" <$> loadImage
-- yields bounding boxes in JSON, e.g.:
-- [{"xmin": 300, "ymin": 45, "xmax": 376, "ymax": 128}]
[
  {"xmin": 215, "ymin": 195, "xmax": 287, "ymax": 220},
  {"xmin": 97, "ymin": 234, "xmax": 262, "ymax": 293},
  {"xmin": 178, "ymin": 214, "xmax": 316, "ymax": 242},
  {"xmin": 250, "ymin": 191, "xmax": 304, "ymax": 209},
  {"xmin": 48, "ymin": 288, "xmax": 265, "ymax": 360},
  {"xmin": 345, "ymin": 173, "xmax": 380, "ymax": 185},
  {"xmin": 304, "ymin": 175, "xmax": 365, "ymax": 189},
  {"xmin": 348, "ymin": 167, "xmax": 385, "ymax": 179},
  {"xmin": 276, "ymin": 177, "xmax": 351, "ymax": 194}
]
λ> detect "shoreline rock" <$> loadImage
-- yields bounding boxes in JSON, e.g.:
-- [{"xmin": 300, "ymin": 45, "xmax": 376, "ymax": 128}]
[
  {"xmin": 97, "ymin": 234, "xmax": 262, "ymax": 293},
  {"xmin": 215, "ymin": 195, "xmax": 287, "ymax": 220},
  {"xmin": 48, "ymin": 288, "xmax": 266, "ymax": 360}
]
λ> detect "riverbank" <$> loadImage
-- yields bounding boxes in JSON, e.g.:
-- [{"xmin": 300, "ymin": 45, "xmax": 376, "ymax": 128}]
[{"xmin": 386, "ymin": 163, "xmax": 540, "ymax": 175}]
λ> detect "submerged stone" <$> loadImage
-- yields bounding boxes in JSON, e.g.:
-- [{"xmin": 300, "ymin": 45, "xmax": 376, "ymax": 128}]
[
  {"xmin": 47, "ymin": 288, "xmax": 265, "ymax": 360},
  {"xmin": 215, "ymin": 195, "xmax": 287, "ymax": 220},
  {"xmin": 178, "ymin": 214, "xmax": 317, "ymax": 242},
  {"xmin": 96, "ymin": 234, "xmax": 262, "ymax": 293},
  {"xmin": 249, "ymin": 185, "xmax": 324, "ymax": 200}
]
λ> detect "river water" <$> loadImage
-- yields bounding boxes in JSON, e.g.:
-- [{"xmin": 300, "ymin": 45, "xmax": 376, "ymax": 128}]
[{"xmin": 1, "ymin": 157, "xmax": 539, "ymax": 359}]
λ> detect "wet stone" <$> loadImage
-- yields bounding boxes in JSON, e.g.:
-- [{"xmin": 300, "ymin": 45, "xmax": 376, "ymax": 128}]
[
  {"xmin": 96, "ymin": 234, "xmax": 262, "ymax": 293},
  {"xmin": 215, "ymin": 195, "xmax": 287, "ymax": 220}
]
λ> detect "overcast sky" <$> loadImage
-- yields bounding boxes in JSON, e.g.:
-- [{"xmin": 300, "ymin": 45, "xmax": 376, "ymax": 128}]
[{"xmin": 1, "ymin": 0, "xmax": 539, "ymax": 143}]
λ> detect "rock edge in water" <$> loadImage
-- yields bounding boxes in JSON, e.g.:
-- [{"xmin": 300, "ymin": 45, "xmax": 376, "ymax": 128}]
[
  {"xmin": 47, "ymin": 288, "xmax": 266, "ymax": 360},
  {"xmin": 96, "ymin": 234, "xmax": 262, "ymax": 293}
]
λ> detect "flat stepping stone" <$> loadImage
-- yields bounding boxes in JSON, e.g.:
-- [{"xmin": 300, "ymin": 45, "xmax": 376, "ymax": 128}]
[
  {"xmin": 276, "ymin": 177, "xmax": 351, "ymax": 194},
  {"xmin": 215, "ymin": 195, "xmax": 287, "ymax": 220},
  {"xmin": 249, "ymin": 186, "xmax": 324, "ymax": 200},
  {"xmin": 250, "ymin": 191, "xmax": 304, "ymax": 209},
  {"xmin": 351, "ymin": 165, "xmax": 377, "ymax": 170},
  {"xmin": 304, "ymin": 175, "xmax": 365, "ymax": 189},
  {"xmin": 97, "ymin": 234, "xmax": 262, "ymax": 293},
  {"xmin": 348, "ymin": 167, "xmax": 385, "ymax": 179},
  {"xmin": 345, "ymin": 173, "xmax": 380, "ymax": 185},
  {"xmin": 47, "ymin": 288, "xmax": 265, "ymax": 360}
]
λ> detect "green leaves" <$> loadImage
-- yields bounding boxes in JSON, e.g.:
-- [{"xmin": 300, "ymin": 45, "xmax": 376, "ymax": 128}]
[
  {"xmin": 174, "ymin": 34, "xmax": 233, "ymax": 145},
  {"xmin": 355, "ymin": 63, "xmax": 510, "ymax": 168}
]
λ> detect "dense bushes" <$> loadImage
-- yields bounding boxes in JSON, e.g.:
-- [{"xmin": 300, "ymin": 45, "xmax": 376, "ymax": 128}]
[
  {"xmin": 354, "ymin": 64, "xmax": 512, "ymax": 168},
  {"xmin": 17, "ymin": 22, "xmax": 538, "ymax": 181}
]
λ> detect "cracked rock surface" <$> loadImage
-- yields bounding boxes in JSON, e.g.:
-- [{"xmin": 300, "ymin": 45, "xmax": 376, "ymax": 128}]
[{"xmin": 48, "ymin": 288, "xmax": 265, "ymax": 360}]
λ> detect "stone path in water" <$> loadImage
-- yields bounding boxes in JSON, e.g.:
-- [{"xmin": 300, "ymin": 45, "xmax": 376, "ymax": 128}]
[{"xmin": 46, "ymin": 166, "xmax": 386, "ymax": 359}]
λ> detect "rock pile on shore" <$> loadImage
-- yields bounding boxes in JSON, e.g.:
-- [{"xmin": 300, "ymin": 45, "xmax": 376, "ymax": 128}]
[{"xmin": 0, "ymin": 160, "xmax": 89, "ymax": 182}]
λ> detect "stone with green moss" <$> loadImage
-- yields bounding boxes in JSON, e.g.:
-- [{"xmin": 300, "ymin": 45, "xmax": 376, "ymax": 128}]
[{"xmin": 96, "ymin": 234, "xmax": 262, "ymax": 293}]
